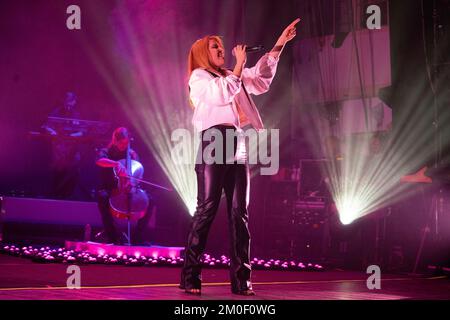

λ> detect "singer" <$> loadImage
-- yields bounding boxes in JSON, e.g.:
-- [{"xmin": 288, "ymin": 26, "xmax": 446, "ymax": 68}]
[{"xmin": 180, "ymin": 18, "xmax": 300, "ymax": 296}]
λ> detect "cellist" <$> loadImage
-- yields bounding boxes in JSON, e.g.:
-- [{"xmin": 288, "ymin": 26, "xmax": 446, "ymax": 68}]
[{"xmin": 95, "ymin": 127, "xmax": 153, "ymax": 245}]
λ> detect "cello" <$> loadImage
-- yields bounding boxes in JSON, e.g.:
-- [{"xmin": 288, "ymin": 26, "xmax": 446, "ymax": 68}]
[{"xmin": 109, "ymin": 142, "xmax": 149, "ymax": 221}]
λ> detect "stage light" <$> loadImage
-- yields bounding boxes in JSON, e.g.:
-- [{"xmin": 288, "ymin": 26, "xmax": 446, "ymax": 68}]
[
  {"xmin": 335, "ymin": 196, "xmax": 364, "ymax": 225},
  {"xmin": 169, "ymin": 251, "xmax": 177, "ymax": 259},
  {"xmin": 292, "ymin": 21, "xmax": 450, "ymax": 225},
  {"xmin": 1, "ymin": 244, "xmax": 326, "ymax": 271},
  {"xmin": 77, "ymin": 1, "xmax": 291, "ymax": 217}
]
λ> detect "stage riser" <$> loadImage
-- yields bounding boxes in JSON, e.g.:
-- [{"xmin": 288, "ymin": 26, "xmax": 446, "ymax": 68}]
[
  {"xmin": 65, "ymin": 241, "xmax": 183, "ymax": 259},
  {"xmin": 2, "ymin": 197, "xmax": 102, "ymax": 226}
]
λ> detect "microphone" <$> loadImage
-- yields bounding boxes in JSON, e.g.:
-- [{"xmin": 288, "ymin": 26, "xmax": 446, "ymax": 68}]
[
  {"xmin": 245, "ymin": 45, "xmax": 264, "ymax": 53},
  {"xmin": 232, "ymin": 45, "xmax": 264, "ymax": 57}
]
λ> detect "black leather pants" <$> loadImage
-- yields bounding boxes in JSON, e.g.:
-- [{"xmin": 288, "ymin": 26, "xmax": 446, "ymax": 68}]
[{"xmin": 180, "ymin": 126, "xmax": 252, "ymax": 292}]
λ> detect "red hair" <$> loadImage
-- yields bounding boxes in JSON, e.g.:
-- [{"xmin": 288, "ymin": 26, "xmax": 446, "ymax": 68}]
[
  {"xmin": 188, "ymin": 35, "xmax": 227, "ymax": 77},
  {"xmin": 109, "ymin": 127, "xmax": 129, "ymax": 148},
  {"xmin": 187, "ymin": 36, "xmax": 226, "ymax": 108}
]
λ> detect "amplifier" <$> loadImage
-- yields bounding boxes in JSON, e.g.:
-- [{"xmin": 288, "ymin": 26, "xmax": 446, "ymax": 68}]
[{"xmin": 292, "ymin": 197, "xmax": 329, "ymax": 227}]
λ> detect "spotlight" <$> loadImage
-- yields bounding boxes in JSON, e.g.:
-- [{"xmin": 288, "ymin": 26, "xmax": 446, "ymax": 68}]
[{"xmin": 336, "ymin": 196, "xmax": 364, "ymax": 225}]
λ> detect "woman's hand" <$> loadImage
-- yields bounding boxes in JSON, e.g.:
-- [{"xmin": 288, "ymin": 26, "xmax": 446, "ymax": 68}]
[
  {"xmin": 269, "ymin": 18, "xmax": 301, "ymax": 59},
  {"xmin": 277, "ymin": 18, "xmax": 301, "ymax": 45},
  {"xmin": 233, "ymin": 45, "xmax": 247, "ymax": 66},
  {"xmin": 232, "ymin": 45, "xmax": 247, "ymax": 78},
  {"xmin": 115, "ymin": 162, "xmax": 127, "ymax": 177}
]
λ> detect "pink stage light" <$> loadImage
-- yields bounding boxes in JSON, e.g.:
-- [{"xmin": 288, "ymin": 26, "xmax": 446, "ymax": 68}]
[{"xmin": 1, "ymin": 244, "xmax": 326, "ymax": 272}]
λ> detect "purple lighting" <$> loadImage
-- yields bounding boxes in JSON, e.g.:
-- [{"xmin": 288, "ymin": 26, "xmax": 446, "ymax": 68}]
[{"xmin": 0, "ymin": 244, "xmax": 325, "ymax": 272}]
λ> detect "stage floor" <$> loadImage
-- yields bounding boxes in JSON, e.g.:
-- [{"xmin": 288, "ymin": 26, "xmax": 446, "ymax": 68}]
[{"xmin": 0, "ymin": 254, "xmax": 448, "ymax": 300}]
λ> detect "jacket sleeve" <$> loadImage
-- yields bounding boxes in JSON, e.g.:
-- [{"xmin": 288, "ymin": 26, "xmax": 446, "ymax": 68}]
[
  {"xmin": 189, "ymin": 69, "xmax": 242, "ymax": 106},
  {"xmin": 242, "ymin": 53, "xmax": 279, "ymax": 95}
]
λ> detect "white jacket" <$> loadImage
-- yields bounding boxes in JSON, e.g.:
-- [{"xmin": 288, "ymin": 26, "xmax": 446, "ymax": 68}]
[{"xmin": 189, "ymin": 53, "xmax": 279, "ymax": 132}]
